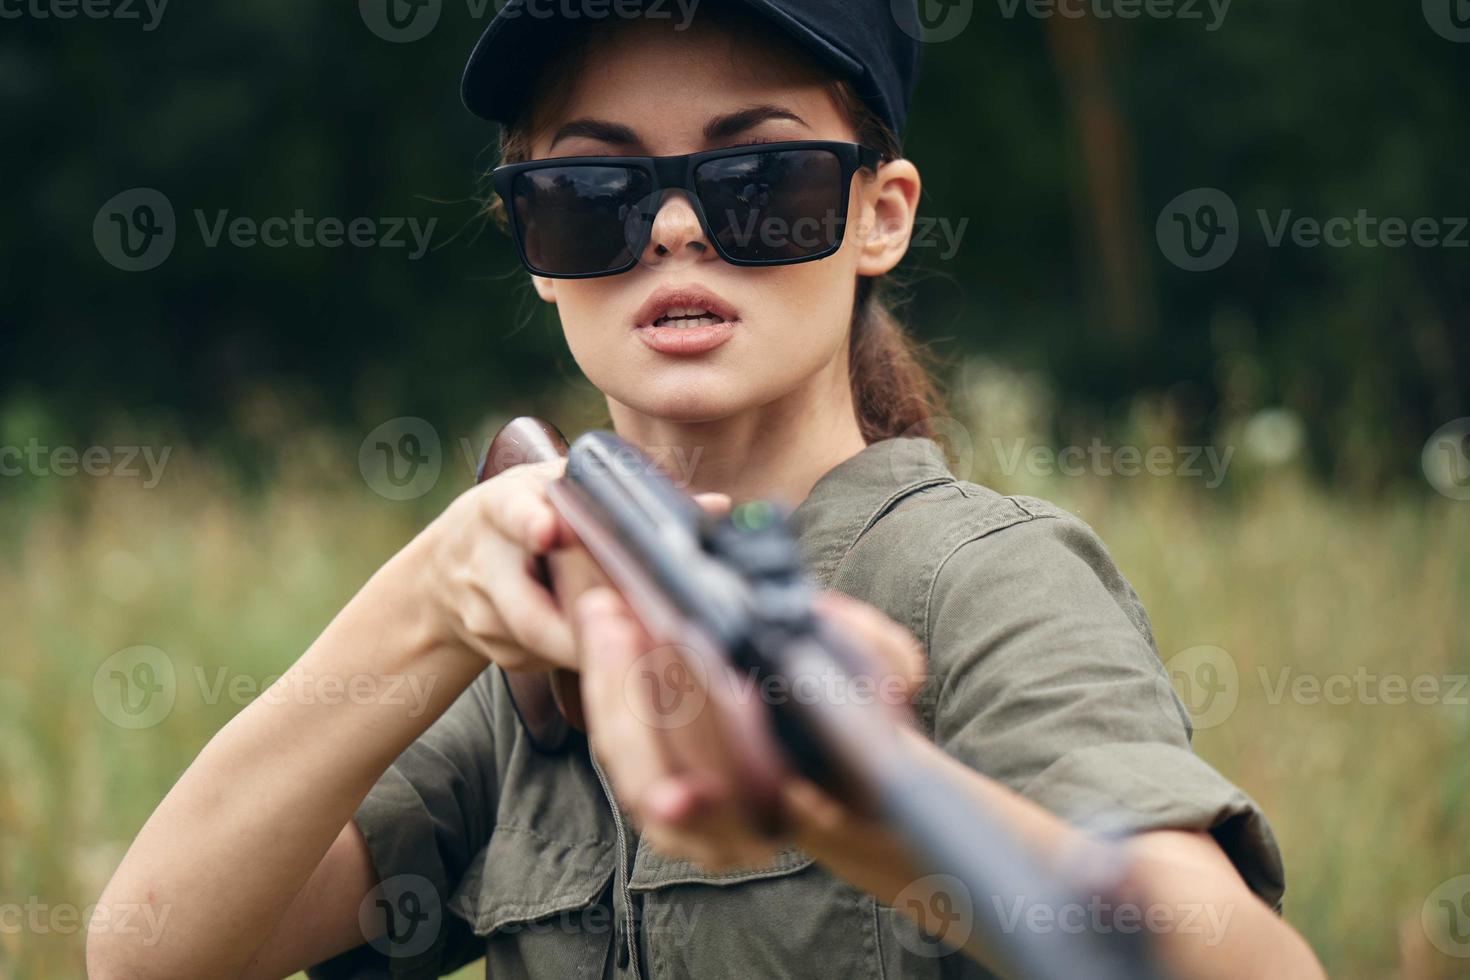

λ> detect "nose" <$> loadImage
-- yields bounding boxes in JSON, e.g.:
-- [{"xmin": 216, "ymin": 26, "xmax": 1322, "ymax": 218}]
[{"xmin": 638, "ymin": 191, "xmax": 714, "ymax": 269}]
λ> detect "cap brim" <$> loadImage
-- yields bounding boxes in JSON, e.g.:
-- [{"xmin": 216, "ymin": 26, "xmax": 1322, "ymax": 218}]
[{"xmin": 461, "ymin": 0, "xmax": 866, "ymax": 127}]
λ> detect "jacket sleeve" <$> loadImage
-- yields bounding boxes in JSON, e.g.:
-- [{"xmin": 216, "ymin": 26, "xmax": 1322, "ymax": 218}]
[
  {"xmin": 307, "ymin": 668, "xmax": 504, "ymax": 979},
  {"xmin": 923, "ymin": 499, "xmax": 1286, "ymax": 912}
]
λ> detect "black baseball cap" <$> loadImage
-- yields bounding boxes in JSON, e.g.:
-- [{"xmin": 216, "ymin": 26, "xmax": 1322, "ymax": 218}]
[{"xmin": 461, "ymin": 0, "xmax": 925, "ymax": 137}]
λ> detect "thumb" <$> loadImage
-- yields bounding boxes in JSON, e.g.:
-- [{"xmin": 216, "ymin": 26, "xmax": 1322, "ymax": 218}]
[{"xmin": 694, "ymin": 492, "xmax": 733, "ymax": 517}]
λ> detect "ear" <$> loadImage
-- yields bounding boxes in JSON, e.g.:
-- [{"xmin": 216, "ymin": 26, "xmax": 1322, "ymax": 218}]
[
  {"xmin": 853, "ymin": 159, "xmax": 922, "ymax": 278},
  {"xmin": 531, "ymin": 275, "xmax": 558, "ymax": 304}
]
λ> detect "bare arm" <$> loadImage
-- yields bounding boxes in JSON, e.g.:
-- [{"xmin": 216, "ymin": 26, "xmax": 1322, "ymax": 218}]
[
  {"xmin": 240, "ymin": 822, "xmax": 379, "ymax": 980},
  {"xmin": 88, "ymin": 462, "xmax": 578, "ymax": 980}
]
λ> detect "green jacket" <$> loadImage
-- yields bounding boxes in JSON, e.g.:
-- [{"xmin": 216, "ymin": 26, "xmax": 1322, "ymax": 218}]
[{"xmin": 310, "ymin": 437, "xmax": 1283, "ymax": 979}]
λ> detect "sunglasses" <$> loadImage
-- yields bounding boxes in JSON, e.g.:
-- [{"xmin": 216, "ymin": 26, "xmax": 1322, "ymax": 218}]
[{"xmin": 491, "ymin": 140, "xmax": 883, "ymax": 279}]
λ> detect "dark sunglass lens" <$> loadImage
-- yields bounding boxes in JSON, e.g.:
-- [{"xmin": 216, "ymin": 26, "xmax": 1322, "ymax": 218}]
[
  {"xmin": 694, "ymin": 149, "xmax": 845, "ymax": 263},
  {"xmin": 511, "ymin": 165, "xmax": 653, "ymax": 276}
]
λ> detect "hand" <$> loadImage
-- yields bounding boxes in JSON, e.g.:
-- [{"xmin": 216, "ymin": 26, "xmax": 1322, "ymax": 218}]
[
  {"xmin": 419, "ymin": 459, "xmax": 735, "ymax": 677},
  {"xmin": 573, "ymin": 586, "xmax": 926, "ymax": 872},
  {"xmin": 421, "ymin": 458, "xmax": 587, "ymax": 672}
]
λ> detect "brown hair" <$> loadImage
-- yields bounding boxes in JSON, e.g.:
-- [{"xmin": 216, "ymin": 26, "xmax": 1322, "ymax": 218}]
[{"xmin": 484, "ymin": 21, "xmax": 947, "ymax": 444}]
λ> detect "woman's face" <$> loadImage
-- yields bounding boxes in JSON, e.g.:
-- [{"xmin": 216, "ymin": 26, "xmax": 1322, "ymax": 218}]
[{"xmin": 524, "ymin": 18, "xmax": 917, "ymax": 425}]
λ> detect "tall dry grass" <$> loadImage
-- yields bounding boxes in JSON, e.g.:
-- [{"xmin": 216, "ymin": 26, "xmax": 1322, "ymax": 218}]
[{"xmin": 0, "ymin": 409, "xmax": 1464, "ymax": 979}]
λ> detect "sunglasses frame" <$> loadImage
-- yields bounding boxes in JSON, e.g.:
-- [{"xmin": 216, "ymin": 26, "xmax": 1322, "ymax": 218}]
[{"xmin": 491, "ymin": 140, "xmax": 884, "ymax": 280}]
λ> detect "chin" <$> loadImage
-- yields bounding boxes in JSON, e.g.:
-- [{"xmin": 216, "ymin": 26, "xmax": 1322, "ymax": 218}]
[{"xmin": 606, "ymin": 377, "xmax": 756, "ymax": 425}]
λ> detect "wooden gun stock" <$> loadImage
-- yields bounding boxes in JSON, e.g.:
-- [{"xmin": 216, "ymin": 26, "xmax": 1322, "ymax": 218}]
[{"xmin": 478, "ymin": 417, "xmax": 583, "ymax": 749}]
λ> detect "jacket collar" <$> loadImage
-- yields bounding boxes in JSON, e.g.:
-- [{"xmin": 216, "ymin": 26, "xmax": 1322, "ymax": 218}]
[{"xmin": 787, "ymin": 437, "xmax": 955, "ymax": 588}]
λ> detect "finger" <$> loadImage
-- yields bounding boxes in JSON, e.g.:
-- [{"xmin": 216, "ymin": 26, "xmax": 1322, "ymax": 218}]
[
  {"xmin": 781, "ymin": 778, "xmax": 850, "ymax": 843},
  {"xmin": 574, "ymin": 593, "xmax": 772, "ymax": 858},
  {"xmin": 653, "ymin": 655, "xmax": 787, "ymax": 838},
  {"xmin": 815, "ymin": 592, "xmax": 927, "ymax": 700},
  {"xmin": 494, "ymin": 555, "xmax": 578, "ymax": 667},
  {"xmin": 481, "ymin": 460, "xmax": 565, "ymax": 553},
  {"xmin": 575, "ymin": 589, "xmax": 679, "ymax": 816},
  {"xmin": 641, "ymin": 779, "xmax": 782, "ymax": 871},
  {"xmin": 694, "ymin": 492, "xmax": 732, "ymax": 517},
  {"xmin": 543, "ymin": 542, "xmax": 614, "ymax": 624}
]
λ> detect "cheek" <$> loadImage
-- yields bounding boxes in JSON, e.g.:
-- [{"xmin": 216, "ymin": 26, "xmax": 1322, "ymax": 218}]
[
  {"xmin": 552, "ymin": 281, "xmax": 627, "ymax": 360},
  {"xmin": 760, "ymin": 263, "xmax": 857, "ymax": 360}
]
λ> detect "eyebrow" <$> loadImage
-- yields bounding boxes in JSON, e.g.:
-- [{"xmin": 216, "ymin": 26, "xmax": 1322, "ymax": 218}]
[
  {"xmin": 703, "ymin": 105, "xmax": 811, "ymax": 142},
  {"xmin": 548, "ymin": 105, "xmax": 811, "ymax": 151}
]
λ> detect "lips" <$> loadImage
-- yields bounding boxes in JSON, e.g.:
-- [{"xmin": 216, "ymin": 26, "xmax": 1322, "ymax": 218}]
[
  {"xmin": 633, "ymin": 285, "xmax": 741, "ymax": 356},
  {"xmin": 633, "ymin": 285, "xmax": 740, "ymax": 331}
]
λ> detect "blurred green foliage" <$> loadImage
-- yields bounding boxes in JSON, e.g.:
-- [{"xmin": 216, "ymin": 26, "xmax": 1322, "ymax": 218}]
[{"xmin": 1, "ymin": 0, "xmax": 1465, "ymax": 489}]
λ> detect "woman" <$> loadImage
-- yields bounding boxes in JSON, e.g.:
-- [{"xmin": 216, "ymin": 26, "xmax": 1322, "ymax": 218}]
[{"xmin": 89, "ymin": 2, "xmax": 1324, "ymax": 977}]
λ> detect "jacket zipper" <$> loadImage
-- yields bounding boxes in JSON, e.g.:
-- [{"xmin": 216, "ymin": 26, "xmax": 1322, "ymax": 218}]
[{"xmin": 590, "ymin": 750, "xmax": 642, "ymax": 980}]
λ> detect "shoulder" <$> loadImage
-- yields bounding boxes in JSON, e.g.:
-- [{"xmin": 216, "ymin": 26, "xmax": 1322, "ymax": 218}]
[{"xmin": 832, "ymin": 479, "xmax": 1155, "ymax": 651}]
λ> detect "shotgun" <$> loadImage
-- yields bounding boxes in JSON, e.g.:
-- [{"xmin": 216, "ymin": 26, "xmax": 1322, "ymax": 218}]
[{"xmin": 479, "ymin": 416, "xmax": 1166, "ymax": 980}]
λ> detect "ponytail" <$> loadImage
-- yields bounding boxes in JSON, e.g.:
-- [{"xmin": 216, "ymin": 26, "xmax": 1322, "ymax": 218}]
[
  {"xmin": 833, "ymin": 83, "xmax": 949, "ymax": 443},
  {"xmin": 848, "ymin": 276, "xmax": 948, "ymax": 443}
]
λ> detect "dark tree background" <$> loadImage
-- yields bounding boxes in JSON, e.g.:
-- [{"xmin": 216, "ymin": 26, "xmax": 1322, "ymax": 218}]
[{"xmin": 2, "ymin": 0, "xmax": 1466, "ymax": 488}]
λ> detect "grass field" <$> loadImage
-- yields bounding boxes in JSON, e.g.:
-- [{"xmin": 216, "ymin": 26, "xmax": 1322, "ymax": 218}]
[{"xmin": 1, "ymin": 411, "xmax": 1465, "ymax": 979}]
